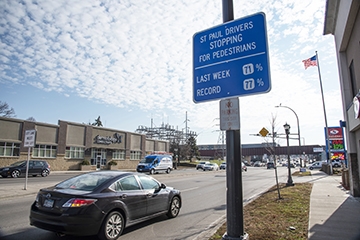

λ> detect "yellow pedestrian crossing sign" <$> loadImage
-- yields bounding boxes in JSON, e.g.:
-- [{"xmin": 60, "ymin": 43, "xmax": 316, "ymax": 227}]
[{"xmin": 259, "ymin": 127, "xmax": 269, "ymax": 137}]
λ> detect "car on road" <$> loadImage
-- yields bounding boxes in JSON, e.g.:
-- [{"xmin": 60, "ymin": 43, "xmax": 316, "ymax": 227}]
[
  {"xmin": 29, "ymin": 171, "xmax": 181, "ymax": 240},
  {"xmin": 0, "ymin": 160, "xmax": 50, "ymax": 178},
  {"xmin": 308, "ymin": 161, "xmax": 323, "ymax": 170},
  {"xmin": 220, "ymin": 162, "xmax": 226, "ymax": 170},
  {"xmin": 253, "ymin": 161, "xmax": 263, "ymax": 167},
  {"xmin": 218, "ymin": 162, "xmax": 246, "ymax": 172},
  {"xmin": 196, "ymin": 161, "xmax": 210, "ymax": 170},
  {"xmin": 266, "ymin": 162, "xmax": 275, "ymax": 169},
  {"xmin": 203, "ymin": 163, "xmax": 219, "ymax": 171}
]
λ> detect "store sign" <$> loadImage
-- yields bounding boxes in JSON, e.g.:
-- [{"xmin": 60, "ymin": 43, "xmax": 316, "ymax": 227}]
[
  {"xmin": 327, "ymin": 127, "xmax": 343, "ymax": 139},
  {"xmin": 325, "ymin": 126, "xmax": 346, "ymax": 162},
  {"xmin": 94, "ymin": 133, "xmax": 122, "ymax": 145},
  {"xmin": 313, "ymin": 147, "xmax": 324, "ymax": 152}
]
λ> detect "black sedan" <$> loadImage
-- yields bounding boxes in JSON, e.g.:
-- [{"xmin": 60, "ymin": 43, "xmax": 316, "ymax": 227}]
[
  {"xmin": 0, "ymin": 160, "xmax": 50, "ymax": 178},
  {"xmin": 30, "ymin": 171, "xmax": 181, "ymax": 240}
]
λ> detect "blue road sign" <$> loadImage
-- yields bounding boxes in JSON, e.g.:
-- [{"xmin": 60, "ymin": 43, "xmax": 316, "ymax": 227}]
[{"xmin": 193, "ymin": 12, "xmax": 271, "ymax": 103}]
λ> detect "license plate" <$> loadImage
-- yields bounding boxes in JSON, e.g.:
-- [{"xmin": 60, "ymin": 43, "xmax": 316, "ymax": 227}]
[{"xmin": 43, "ymin": 199, "xmax": 54, "ymax": 208}]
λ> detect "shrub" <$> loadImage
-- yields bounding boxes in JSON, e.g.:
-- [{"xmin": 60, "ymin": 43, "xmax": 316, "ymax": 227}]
[
  {"xmin": 80, "ymin": 160, "xmax": 90, "ymax": 165},
  {"xmin": 108, "ymin": 161, "xmax": 117, "ymax": 166}
]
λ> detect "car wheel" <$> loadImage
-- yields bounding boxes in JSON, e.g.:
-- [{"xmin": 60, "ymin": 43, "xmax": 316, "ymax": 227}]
[
  {"xmin": 166, "ymin": 168, "xmax": 171, "ymax": 174},
  {"xmin": 167, "ymin": 196, "xmax": 181, "ymax": 218},
  {"xmin": 150, "ymin": 169, "xmax": 155, "ymax": 175},
  {"xmin": 41, "ymin": 169, "xmax": 49, "ymax": 177},
  {"xmin": 11, "ymin": 170, "xmax": 20, "ymax": 178},
  {"xmin": 98, "ymin": 211, "xmax": 124, "ymax": 240}
]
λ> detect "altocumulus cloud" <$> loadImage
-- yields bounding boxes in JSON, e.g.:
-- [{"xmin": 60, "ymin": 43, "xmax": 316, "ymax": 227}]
[{"xmin": 0, "ymin": 0, "xmax": 342, "ymax": 145}]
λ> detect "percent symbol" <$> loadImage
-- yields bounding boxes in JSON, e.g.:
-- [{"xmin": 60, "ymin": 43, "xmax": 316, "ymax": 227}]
[
  {"xmin": 257, "ymin": 78, "xmax": 264, "ymax": 86},
  {"xmin": 256, "ymin": 63, "xmax": 263, "ymax": 71}
]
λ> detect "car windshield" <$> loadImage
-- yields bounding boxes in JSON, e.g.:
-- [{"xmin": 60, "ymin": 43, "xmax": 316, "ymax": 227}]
[
  {"xmin": 140, "ymin": 156, "xmax": 156, "ymax": 164},
  {"xmin": 10, "ymin": 161, "xmax": 26, "ymax": 166},
  {"xmin": 56, "ymin": 173, "xmax": 114, "ymax": 191}
]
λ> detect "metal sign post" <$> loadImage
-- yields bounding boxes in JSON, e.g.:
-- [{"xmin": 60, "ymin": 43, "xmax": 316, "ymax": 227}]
[
  {"xmin": 221, "ymin": 1, "xmax": 247, "ymax": 239},
  {"xmin": 24, "ymin": 129, "xmax": 36, "ymax": 190}
]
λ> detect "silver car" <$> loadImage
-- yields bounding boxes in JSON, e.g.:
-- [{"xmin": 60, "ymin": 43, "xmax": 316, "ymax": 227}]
[{"xmin": 203, "ymin": 163, "xmax": 219, "ymax": 171}]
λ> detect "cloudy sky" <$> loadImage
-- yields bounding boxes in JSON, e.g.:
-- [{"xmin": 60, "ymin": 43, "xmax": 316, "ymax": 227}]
[{"xmin": 0, "ymin": 0, "xmax": 343, "ymax": 147}]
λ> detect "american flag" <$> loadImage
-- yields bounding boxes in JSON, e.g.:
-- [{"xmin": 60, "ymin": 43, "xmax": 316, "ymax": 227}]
[{"xmin": 302, "ymin": 55, "xmax": 317, "ymax": 69}]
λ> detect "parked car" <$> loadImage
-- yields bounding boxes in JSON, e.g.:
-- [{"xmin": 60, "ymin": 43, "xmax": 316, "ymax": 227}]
[
  {"xmin": 267, "ymin": 162, "xmax": 275, "ymax": 169},
  {"xmin": 243, "ymin": 161, "xmax": 251, "ymax": 166},
  {"xmin": 219, "ymin": 162, "xmax": 226, "ymax": 170},
  {"xmin": 308, "ymin": 161, "xmax": 323, "ymax": 170},
  {"xmin": 0, "ymin": 160, "xmax": 50, "ymax": 178},
  {"xmin": 196, "ymin": 161, "xmax": 210, "ymax": 170},
  {"xmin": 203, "ymin": 163, "xmax": 219, "ymax": 171},
  {"xmin": 332, "ymin": 159, "xmax": 343, "ymax": 168},
  {"xmin": 242, "ymin": 162, "xmax": 247, "ymax": 172},
  {"xmin": 253, "ymin": 161, "xmax": 263, "ymax": 167},
  {"xmin": 282, "ymin": 162, "xmax": 295, "ymax": 168},
  {"xmin": 29, "ymin": 171, "xmax": 181, "ymax": 239}
]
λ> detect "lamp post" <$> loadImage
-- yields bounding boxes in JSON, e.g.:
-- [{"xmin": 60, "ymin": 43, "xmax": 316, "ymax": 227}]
[
  {"xmin": 276, "ymin": 104, "xmax": 302, "ymax": 167},
  {"xmin": 284, "ymin": 123, "xmax": 294, "ymax": 186},
  {"xmin": 174, "ymin": 148, "xmax": 178, "ymax": 169}
]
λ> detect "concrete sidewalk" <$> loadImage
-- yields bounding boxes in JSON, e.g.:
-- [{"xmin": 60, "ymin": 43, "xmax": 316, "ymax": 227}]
[{"xmin": 305, "ymin": 171, "xmax": 360, "ymax": 240}]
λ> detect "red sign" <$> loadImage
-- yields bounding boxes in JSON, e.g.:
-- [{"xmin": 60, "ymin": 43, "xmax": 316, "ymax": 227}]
[{"xmin": 327, "ymin": 127, "xmax": 343, "ymax": 140}]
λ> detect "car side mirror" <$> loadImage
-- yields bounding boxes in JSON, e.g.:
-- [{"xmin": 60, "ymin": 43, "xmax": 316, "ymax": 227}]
[{"xmin": 161, "ymin": 183, "xmax": 166, "ymax": 189}]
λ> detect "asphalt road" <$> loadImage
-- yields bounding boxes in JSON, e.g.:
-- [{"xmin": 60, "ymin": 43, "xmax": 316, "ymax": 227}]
[{"xmin": 0, "ymin": 167, "xmax": 291, "ymax": 240}]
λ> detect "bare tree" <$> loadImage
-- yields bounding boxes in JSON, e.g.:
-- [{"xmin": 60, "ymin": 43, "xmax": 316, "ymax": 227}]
[
  {"xmin": 263, "ymin": 113, "xmax": 282, "ymax": 200},
  {"xmin": 0, "ymin": 101, "xmax": 16, "ymax": 118}
]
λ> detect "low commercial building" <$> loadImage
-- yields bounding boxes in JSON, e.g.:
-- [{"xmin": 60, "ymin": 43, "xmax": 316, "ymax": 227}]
[{"xmin": 0, "ymin": 117, "xmax": 169, "ymax": 171}]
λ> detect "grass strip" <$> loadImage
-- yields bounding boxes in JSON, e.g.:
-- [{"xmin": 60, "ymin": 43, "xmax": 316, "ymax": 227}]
[{"xmin": 210, "ymin": 182, "xmax": 312, "ymax": 240}]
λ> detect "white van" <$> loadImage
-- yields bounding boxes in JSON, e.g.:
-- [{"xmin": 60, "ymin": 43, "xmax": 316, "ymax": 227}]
[
  {"xmin": 136, "ymin": 152, "xmax": 173, "ymax": 174},
  {"xmin": 308, "ymin": 161, "xmax": 324, "ymax": 170}
]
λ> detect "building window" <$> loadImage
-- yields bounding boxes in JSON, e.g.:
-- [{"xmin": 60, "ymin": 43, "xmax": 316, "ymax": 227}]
[
  {"xmin": 32, "ymin": 145, "xmax": 57, "ymax": 158},
  {"xmin": 130, "ymin": 150, "xmax": 142, "ymax": 160},
  {"xmin": 112, "ymin": 150, "xmax": 125, "ymax": 160},
  {"xmin": 0, "ymin": 142, "xmax": 20, "ymax": 157},
  {"xmin": 65, "ymin": 146, "xmax": 84, "ymax": 159}
]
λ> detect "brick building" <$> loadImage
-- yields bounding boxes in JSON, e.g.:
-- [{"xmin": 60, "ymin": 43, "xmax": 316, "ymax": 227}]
[{"xmin": 0, "ymin": 117, "xmax": 169, "ymax": 171}]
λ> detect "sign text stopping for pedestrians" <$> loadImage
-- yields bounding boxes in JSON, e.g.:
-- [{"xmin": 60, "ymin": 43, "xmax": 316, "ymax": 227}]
[{"xmin": 193, "ymin": 12, "xmax": 271, "ymax": 103}]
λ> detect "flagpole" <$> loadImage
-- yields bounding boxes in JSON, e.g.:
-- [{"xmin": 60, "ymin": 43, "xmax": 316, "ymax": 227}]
[{"xmin": 315, "ymin": 51, "xmax": 333, "ymax": 175}]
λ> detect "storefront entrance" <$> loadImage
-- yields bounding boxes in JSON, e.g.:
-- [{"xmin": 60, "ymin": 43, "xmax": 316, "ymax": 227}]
[{"xmin": 91, "ymin": 149, "xmax": 107, "ymax": 169}]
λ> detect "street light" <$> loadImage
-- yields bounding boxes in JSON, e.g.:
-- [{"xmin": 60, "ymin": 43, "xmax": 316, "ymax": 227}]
[
  {"xmin": 284, "ymin": 123, "xmax": 294, "ymax": 186},
  {"xmin": 174, "ymin": 148, "xmax": 178, "ymax": 169},
  {"xmin": 276, "ymin": 104, "xmax": 302, "ymax": 167}
]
